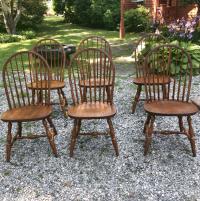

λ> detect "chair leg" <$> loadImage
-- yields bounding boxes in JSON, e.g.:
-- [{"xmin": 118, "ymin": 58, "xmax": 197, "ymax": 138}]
[
  {"xmin": 42, "ymin": 119, "xmax": 58, "ymax": 157},
  {"xmin": 69, "ymin": 119, "xmax": 81, "ymax": 157},
  {"xmin": 6, "ymin": 122, "xmax": 12, "ymax": 162},
  {"xmin": 60, "ymin": 88, "xmax": 68, "ymax": 107},
  {"xmin": 106, "ymin": 86, "xmax": 111, "ymax": 103},
  {"xmin": 47, "ymin": 117, "xmax": 58, "ymax": 136},
  {"xmin": 132, "ymin": 85, "xmax": 142, "ymax": 113},
  {"xmin": 107, "ymin": 118, "xmax": 119, "ymax": 156},
  {"xmin": 178, "ymin": 116, "xmax": 184, "ymax": 132},
  {"xmin": 143, "ymin": 113, "xmax": 151, "ymax": 134},
  {"xmin": 144, "ymin": 115, "xmax": 155, "ymax": 156},
  {"xmin": 17, "ymin": 122, "xmax": 22, "ymax": 137},
  {"xmin": 58, "ymin": 89, "xmax": 68, "ymax": 117},
  {"xmin": 187, "ymin": 116, "xmax": 196, "ymax": 157}
]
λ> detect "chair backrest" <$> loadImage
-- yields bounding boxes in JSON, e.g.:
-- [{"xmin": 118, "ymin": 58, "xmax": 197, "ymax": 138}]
[
  {"xmin": 78, "ymin": 36, "xmax": 112, "ymax": 58},
  {"xmin": 143, "ymin": 44, "xmax": 193, "ymax": 103},
  {"xmin": 69, "ymin": 48, "xmax": 115, "ymax": 105},
  {"xmin": 134, "ymin": 33, "xmax": 167, "ymax": 78},
  {"xmin": 32, "ymin": 38, "xmax": 66, "ymax": 81},
  {"xmin": 3, "ymin": 51, "xmax": 51, "ymax": 109}
]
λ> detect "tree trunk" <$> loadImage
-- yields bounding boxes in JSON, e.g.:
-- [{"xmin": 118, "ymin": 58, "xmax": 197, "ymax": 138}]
[{"xmin": 0, "ymin": 0, "xmax": 21, "ymax": 35}]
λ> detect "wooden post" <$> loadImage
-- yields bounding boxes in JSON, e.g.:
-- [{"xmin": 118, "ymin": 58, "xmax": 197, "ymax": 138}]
[{"xmin": 120, "ymin": 0, "xmax": 125, "ymax": 39}]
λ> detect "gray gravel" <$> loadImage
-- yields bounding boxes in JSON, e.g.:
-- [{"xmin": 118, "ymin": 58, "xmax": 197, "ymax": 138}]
[{"xmin": 0, "ymin": 73, "xmax": 200, "ymax": 201}]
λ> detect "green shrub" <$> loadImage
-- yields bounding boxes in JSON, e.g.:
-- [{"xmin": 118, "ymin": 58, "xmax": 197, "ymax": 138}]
[
  {"xmin": 64, "ymin": 0, "xmax": 120, "ymax": 30},
  {"xmin": 0, "ymin": 34, "xmax": 23, "ymax": 43},
  {"xmin": 17, "ymin": 0, "xmax": 47, "ymax": 30},
  {"xmin": 53, "ymin": 0, "xmax": 65, "ymax": 14},
  {"xmin": 0, "ymin": 30, "xmax": 36, "ymax": 43},
  {"xmin": 140, "ymin": 39, "xmax": 200, "ymax": 75},
  {"xmin": 124, "ymin": 6, "xmax": 151, "ymax": 32},
  {"xmin": 19, "ymin": 30, "xmax": 37, "ymax": 39}
]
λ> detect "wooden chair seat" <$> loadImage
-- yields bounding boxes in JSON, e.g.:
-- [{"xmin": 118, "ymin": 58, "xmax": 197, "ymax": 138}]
[
  {"xmin": 144, "ymin": 100, "xmax": 199, "ymax": 116},
  {"xmin": 68, "ymin": 101, "xmax": 116, "ymax": 119},
  {"xmin": 79, "ymin": 78, "xmax": 111, "ymax": 87},
  {"xmin": 133, "ymin": 75, "xmax": 171, "ymax": 85},
  {"xmin": 27, "ymin": 80, "xmax": 65, "ymax": 90},
  {"xmin": 1, "ymin": 105, "xmax": 52, "ymax": 122}
]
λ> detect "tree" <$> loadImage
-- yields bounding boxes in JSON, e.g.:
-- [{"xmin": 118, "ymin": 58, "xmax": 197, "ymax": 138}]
[
  {"xmin": 0, "ymin": 0, "xmax": 22, "ymax": 34},
  {"xmin": 53, "ymin": 0, "xmax": 65, "ymax": 15}
]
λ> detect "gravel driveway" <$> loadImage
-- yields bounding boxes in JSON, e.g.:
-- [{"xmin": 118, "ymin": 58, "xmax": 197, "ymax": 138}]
[{"xmin": 0, "ymin": 73, "xmax": 200, "ymax": 201}]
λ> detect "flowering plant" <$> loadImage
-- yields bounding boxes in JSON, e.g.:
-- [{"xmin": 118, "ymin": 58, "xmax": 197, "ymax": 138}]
[{"xmin": 167, "ymin": 16, "xmax": 200, "ymax": 41}]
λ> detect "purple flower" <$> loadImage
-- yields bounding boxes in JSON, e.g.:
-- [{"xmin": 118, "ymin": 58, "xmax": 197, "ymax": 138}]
[
  {"xmin": 179, "ymin": 33, "xmax": 185, "ymax": 38},
  {"xmin": 187, "ymin": 33, "xmax": 193, "ymax": 39}
]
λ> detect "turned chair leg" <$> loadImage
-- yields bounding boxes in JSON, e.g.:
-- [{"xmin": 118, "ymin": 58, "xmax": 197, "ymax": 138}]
[
  {"xmin": 178, "ymin": 116, "xmax": 184, "ymax": 132},
  {"xmin": 143, "ymin": 114, "xmax": 151, "ymax": 134},
  {"xmin": 107, "ymin": 118, "xmax": 119, "ymax": 156},
  {"xmin": 69, "ymin": 119, "xmax": 81, "ymax": 157},
  {"xmin": 6, "ymin": 122, "xmax": 12, "ymax": 162},
  {"xmin": 132, "ymin": 85, "xmax": 142, "ymax": 113},
  {"xmin": 187, "ymin": 116, "xmax": 196, "ymax": 157},
  {"xmin": 58, "ymin": 89, "xmax": 68, "ymax": 117},
  {"xmin": 42, "ymin": 119, "xmax": 58, "ymax": 157},
  {"xmin": 17, "ymin": 122, "xmax": 22, "ymax": 137},
  {"xmin": 144, "ymin": 115, "xmax": 155, "ymax": 156},
  {"xmin": 47, "ymin": 117, "xmax": 58, "ymax": 136},
  {"xmin": 60, "ymin": 88, "xmax": 68, "ymax": 107},
  {"xmin": 106, "ymin": 86, "xmax": 111, "ymax": 103}
]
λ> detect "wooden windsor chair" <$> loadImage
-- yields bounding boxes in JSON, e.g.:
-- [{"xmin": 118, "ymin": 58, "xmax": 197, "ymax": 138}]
[
  {"xmin": 78, "ymin": 36, "xmax": 113, "ymax": 100},
  {"xmin": 132, "ymin": 33, "xmax": 168, "ymax": 113},
  {"xmin": 142, "ymin": 44, "xmax": 199, "ymax": 156},
  {"xmin": 1, "ymin": 51, "xmax": 58, "ymax": 162},
  {"xmin": 30, "ymin": 38, "xmax": 68, "ymax": 116},
  {"xmin": 67, "ymin": 48, "xmax": 119, "ymax": 157},
  {"xmin": 78, "ymin": 35, "xmax": 112, "ymax": 57}
]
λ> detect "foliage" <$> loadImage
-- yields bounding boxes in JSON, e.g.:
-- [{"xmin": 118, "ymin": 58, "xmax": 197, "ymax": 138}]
[
  {"xmin": 0, "ymin": 30, "xmax": 36, "ymax": 43},
  {"xmin": 53, "ymin": 0, "xmax": 65, "ymax": 14},
  {"xmin": 161, "ymin": 16, "xmax": 200, "ymax": 43},
  {"xmin": 124, "ymin": 6, "xmax": 151, "ymax": 33},
  {"xmin": 139, "ymin": 39, "xmax": 200, "ymax": 75},
  {"xmin": 63, "ymin": 0, "xmax": 120, "ymax": 30},
  {"xmin": 17, "ymin": 0, "xmax": 47, "ymax": 30},
  {"xmin": 19, "ymin": 30, "xmax": 36, "ymax": 39}
]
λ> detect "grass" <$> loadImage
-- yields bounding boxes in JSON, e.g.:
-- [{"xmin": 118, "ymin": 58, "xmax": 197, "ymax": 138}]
[{"xmin": 0, "ymin": 16, "xmax": 139, "ymax": 70}]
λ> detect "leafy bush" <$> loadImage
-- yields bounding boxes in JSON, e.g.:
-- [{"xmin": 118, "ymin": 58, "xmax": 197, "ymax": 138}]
[
  {"xmin": 124, "ymin": 6, "xmax": 151, "ymax": 32},
  {"xmin": 53, "ymin": 0, "xmax": 65, "ymax": 14},
  {"xmin": 64, "ymin": 0, "xmax": 120, "ymax": 30},
  {"xmin": 19, "ymin": 30, "xmax": 37, "ymax": 39},
  {"xmin": 0, "ymin": 30, "xmax": 36, "ymax": 43},
  {"xmin": 0, "ymin": 34, "xmax": 23, "ymax": 43},
  {"xmin": 140, "ymin": 39, "xmax": 200, "ymax": 75},
  {"xmin": 17, "ymin": 0, "xmax": 47, "ymax": 30}
]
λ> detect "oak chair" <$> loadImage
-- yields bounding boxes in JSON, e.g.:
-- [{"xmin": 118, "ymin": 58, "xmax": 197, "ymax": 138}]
[
  {"xmin": 67, "ymin": 48, "xmax": 119, "ymax": 157},
  {"xmin": 31, "ymin": 38, "xmax": 68, "ymax": 115},
  {"xmin": 1, "ymin": 51, "xmax": 58, "ymax": 162},
  {"xmin": 132, "ymin": 33, "xmax": 167, "ymax": 113},
  {"xmin": 142, "ymin": 44, "xmax": 199, "ymax": 156},
  {"xmin": 78, "ymin": 35, "xmax": 112, "ymax": 57},
  {"xmin": 78, "ymin": 36, "xmax": 113, "ymax": 98}
]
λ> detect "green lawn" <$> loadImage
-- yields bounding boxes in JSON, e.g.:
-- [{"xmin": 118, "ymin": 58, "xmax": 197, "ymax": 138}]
[{"xmin": 0, "ymin": 16, "xmax": 139, "ymax": 70}]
